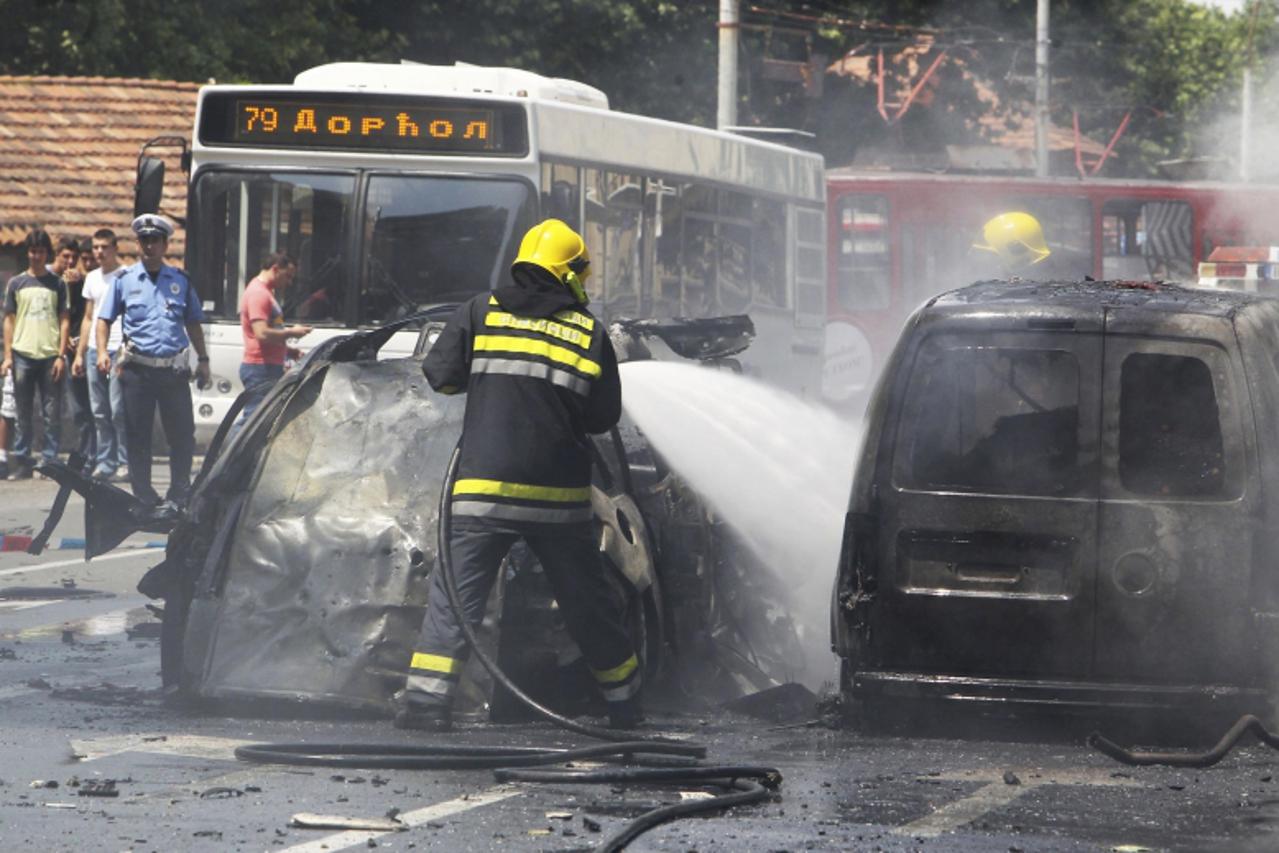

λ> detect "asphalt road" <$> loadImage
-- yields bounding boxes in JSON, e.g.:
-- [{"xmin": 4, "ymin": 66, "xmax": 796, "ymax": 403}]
[{"xmin": 3, "ymin": 479, "xmax": 1279, "ymax": 851}]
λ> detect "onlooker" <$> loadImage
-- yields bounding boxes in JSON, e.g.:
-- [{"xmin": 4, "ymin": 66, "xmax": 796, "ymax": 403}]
[
  {"xmin": 2, "ymin": 229, "xmax": 69, "ymax": 480},
  {"xmin": 0, "ymin": 373, "xmax": 13, "ymax": 479},
  {"xmin": 98, "ymin": 214, "xmax": 210, "ymax": 516},
  {"xmin": 237, "ymin": 251, "xmax": 311, "ymax": 426},
  {"xmin": 59, "ymin": 236, "xmax": 95, "ymax": 467},
  {"xmin": 80, "ymin": 240, "xmax": 98, "ymax": 274},
  {"xmin": 73, "ymin": 229, "xmax": 128, "ymax": 481}
]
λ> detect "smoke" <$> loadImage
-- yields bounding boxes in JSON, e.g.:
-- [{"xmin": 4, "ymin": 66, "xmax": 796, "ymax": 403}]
[{"xmin": 619, "ymin": 360, "xmax": 864, "ymax": 689}]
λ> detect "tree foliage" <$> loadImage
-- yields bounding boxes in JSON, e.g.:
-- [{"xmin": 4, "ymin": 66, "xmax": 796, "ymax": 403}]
[{"xmin": 0, "ymin": 0, "xmax": 1272, "ymax": 176}]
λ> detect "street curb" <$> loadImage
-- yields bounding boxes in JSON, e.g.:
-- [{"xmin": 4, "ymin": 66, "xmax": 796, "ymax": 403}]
[{"xmin": 0, "ymin": 535, "xmax": 167, "ymax": 552}]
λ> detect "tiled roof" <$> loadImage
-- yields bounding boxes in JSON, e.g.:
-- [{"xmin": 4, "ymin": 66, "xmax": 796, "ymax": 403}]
[{"xmin": 0, "ymin": 75, "xmax": 199, "ymax": 258}]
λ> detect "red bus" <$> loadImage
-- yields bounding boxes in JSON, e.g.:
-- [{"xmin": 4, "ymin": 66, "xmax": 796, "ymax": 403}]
[{"xmin": 822, "ymin": 171, "xmax": 1279, "ymax": 408}]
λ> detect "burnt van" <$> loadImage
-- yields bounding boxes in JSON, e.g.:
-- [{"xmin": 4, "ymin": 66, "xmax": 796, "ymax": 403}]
[{"xmin": 832, "ymin": 279, "xmax": 1279, "ymax": 724}]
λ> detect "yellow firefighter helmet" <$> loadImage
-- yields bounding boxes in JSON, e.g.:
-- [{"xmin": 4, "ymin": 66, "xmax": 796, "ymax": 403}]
[
  {"xmin": 513, "ymin": 218, "xmax": 592, "ymax": 305},
  {"xmin": 973, "ymin": 211, "xmax": 1051, "ymax": 273}
]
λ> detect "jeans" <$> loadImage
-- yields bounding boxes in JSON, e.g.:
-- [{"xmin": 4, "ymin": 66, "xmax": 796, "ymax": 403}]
[
  {"xmin": 87, "ymin": 348, "xmax": 128, "ymax": 473},
  {"xmin": 67, "ymin": 364, "xmax": 96, "ymax": 463},
  {"xmin": 11, "ymin": 352, "xmax": 62, "ymax": 464},
  {"xmin": 119, "ymin": 362, "xmax": 194, "ymax": 506},
  {"xmin": 237, "ymin": 362, "xmax": 285, "ymax": 427}
]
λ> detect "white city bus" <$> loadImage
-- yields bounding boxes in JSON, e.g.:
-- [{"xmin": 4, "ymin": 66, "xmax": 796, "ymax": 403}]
[{"xmin": 180, "ymin": 61, "xmax": 826, "ymax": 440}]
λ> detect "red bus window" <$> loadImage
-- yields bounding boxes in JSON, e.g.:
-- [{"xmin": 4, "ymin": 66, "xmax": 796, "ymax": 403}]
[
  {"xmin": 837, "ymin": 194, "xmax": 891, "ymax": 311},
  {"xmin": 1102, "ymin": 199, "xmax": 1192, "ymax": 281}
]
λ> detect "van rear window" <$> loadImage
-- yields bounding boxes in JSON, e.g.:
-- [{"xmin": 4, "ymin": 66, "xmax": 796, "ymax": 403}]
[
  {"xmin": 1119, "ymin": 354, "xmax": 1224, "ymax": 496},
  {"xmin": 901, "ymin": 346, "xmax": 1083, "ymax": 496}
]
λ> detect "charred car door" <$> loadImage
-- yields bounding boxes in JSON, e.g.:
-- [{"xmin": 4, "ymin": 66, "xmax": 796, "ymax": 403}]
[
  {"xmin": 877, "ymin": 330, "xmax": 1103, "ymax": 679},
  {"xmin": 1094, "ymin": 316, "xmax": 1259, "ymax": 688}
]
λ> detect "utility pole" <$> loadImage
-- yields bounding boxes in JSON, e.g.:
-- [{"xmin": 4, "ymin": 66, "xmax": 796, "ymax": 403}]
[
  {"xmin": 717, "ymin": 0, "xmax": 739, "ymax": 130},
  {"xmin": 1035, "ymin": 0, "xmax": 1051, "ymax": 177}
]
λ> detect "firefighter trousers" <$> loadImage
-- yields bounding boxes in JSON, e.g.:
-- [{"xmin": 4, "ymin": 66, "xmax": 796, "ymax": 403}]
[{"xmin": 406, "ymin": 519, "xmax": 641, "ymax": 712}]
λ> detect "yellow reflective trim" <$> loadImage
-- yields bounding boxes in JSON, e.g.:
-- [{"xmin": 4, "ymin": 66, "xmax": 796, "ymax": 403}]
[
  {"xmin": 473, "ymin": 335, "xmax": 601, "ymax": 377},
  {"xmin": 485, "ymin": 311, "xmax": 588, "ymax": 348},
  {"xmin": 592, "ymin": 654, "xmax": 639, "ymax": 685},
  {"xmin": 410, "ymin": 652, "xmax": 461, "ymax": 675},
  {"xmin": 552, "ymin": 309, "xmax": 595, "ymax": 333},
  {"xmin": 453, "ymin": 478, "xmax": 591, "ymax": 503},
  {"xmin": 488, "ymin": 295, "xmax": 499, "ymax": 305}
]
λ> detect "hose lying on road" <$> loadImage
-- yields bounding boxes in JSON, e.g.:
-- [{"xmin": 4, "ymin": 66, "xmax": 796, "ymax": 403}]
[
  {"xmin": 1088, "ymin": 714, "xmax": 1279, "ymax": 767},
  {"xmin": 236, "ymin": 444, "xmax": 781, "ymax": 852}
]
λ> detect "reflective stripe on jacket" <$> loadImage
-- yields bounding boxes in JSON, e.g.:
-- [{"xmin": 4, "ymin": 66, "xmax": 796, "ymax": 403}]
[{"xmin": 422, "ymin": 292, "xmax": 621, "ymax": 526}]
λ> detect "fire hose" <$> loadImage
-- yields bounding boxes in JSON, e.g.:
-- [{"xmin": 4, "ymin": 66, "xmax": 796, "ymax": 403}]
[
  {"xmin": 1088, "ymin": 714, "xmax": 1279, "ymax": 768},
  {"xmin": 236, "ymin": 444, "xmax": 781, "ymax": 851}
]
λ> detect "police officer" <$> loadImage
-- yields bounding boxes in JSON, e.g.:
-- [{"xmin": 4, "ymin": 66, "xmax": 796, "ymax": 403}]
[
  {"xmin": 96, "ymin": 214, "xmax": 210, "ymax": 517},
  {"xmin": 399, "ymin": 219, "xmax": 641, "ymax": 732}
]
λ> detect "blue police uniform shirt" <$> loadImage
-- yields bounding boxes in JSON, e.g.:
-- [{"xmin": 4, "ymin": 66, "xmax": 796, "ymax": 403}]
[{"xmin": 99, "ymin": 261, "xmax": 204, "ymax": 357}]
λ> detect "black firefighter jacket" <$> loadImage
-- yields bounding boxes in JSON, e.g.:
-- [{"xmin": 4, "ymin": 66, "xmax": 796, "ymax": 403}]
[{"xmin": 422, "ymin": 266, "xmax": 622, "ymax": 526}]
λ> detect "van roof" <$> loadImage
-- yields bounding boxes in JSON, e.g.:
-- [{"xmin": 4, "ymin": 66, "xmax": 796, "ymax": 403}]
[{"xmin": 929, "ymin": 279, "xmax": 1270, "ymax": 320}]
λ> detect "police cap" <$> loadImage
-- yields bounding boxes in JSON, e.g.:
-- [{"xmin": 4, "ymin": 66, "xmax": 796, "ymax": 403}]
[{"xmin": 131, "ymin": 213, "xmax": 175, "ymax": 239}]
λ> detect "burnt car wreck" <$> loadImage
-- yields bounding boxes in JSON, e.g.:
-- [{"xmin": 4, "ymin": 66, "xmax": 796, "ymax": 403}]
[
  {"xmin": 36, "ymin": 312, "xmax": 812, "ymax": 718},
  {"xmin": 834, "ymin": 279, "xmax": 1279, "ymax": 727}
]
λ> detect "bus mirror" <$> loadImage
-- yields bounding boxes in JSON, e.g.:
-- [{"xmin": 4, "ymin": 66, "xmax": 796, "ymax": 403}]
[{"xmin": 134, "ymin": 157, "xmax": 166, "ymax": 216}]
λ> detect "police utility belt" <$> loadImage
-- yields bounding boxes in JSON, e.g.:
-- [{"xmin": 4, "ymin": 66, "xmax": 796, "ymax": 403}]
[{"xmin": 118, "ymin": 343, "xmax": 190, "ymax": 371}]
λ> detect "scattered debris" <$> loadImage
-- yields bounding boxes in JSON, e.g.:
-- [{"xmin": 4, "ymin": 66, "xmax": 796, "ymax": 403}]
[
  {"xmin": 125, "ymin": 622, "xmax": 163, "ymax": 640},
  {"xmin": 142, "ymin": 735, "xmax": 167, "ymax": 743},
  {"xmin": 546, "ymin": 811, "xmax": 573, "ymax": 820},
  {"xmin": 78, "ymin": 779, "xmax": 119, "ymax": 798},
  {"xmin": 527, "ymin": 828, "xmax": 553, "ymax": 837},
  {"xmin": 722, "ymin": 682, "xmax": 818, "ymax": 724},
  {"xmin": 42, "ymin": 803, "xmax": 77, "ymax": 809},
  {"xmin": 200, "ymin": 786, "xmax": 245, "ymax": 799},
  {"xmin": 194, "ymin": 830, "xmax": 222, "ymax": 840},
  {"xmin": 60, "ymin": 578, "xmax": 76, "ymax": 589},
  {"xmin": 25, "ymin": 678, "xmax": 51, "ymax": 690},
  {"xmin": 290, "ymin": 813, "xmax": 406, "ymax": 832},
  {"xmin": 1003, "ymin": 771, "xmax": 1021, "ymax": 786},
  {"xmin": 583, "ymin": 816, "xmax": 602, "ymax": 833},
  {"xmin": 0, "ymin": 648, "xmax": 16, "ymax": 661},
  {"xmin": 679, "ymin": 791, "xmax": 715, "ymax": 801},
  {"xmin": 29, "ymin": 779, "xmax": 59, "ymax": 789}
]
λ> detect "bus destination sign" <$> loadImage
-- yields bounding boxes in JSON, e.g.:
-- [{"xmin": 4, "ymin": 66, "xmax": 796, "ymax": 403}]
[{"xmin": 198, "ymin": 92, "xmax": 528, "ymax": 156}]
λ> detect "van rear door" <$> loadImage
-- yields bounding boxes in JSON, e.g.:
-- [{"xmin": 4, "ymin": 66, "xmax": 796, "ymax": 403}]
[
  {"xmin": 879, "ymin": 330, "xmax": 1102, "ymax": 678},
  {"xmin": 1094, "ymin": 319, "xmax": 1257, "ymax": 686}
]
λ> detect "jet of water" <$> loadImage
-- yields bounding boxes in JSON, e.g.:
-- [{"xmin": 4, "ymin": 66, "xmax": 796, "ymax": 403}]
[{"xmin": 619, "ymin": 360, "xmax": 864, "ymax": 685}]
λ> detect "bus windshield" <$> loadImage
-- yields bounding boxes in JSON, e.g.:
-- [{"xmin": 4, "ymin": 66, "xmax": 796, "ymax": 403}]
[
  {"xmin": 360, "ymin": 174, "xmax": 534, "ymax": 326},
  {"xmin": 189, "ymin": 170, "xmax": 535, "ymax": 326}
]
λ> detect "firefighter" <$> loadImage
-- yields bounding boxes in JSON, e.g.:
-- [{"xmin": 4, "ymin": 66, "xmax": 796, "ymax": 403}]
[
  {"xmin": 973, "ymin": 211, "xmax": 1051, "ymax": 275},
  {"xmin": 398, "ymin": 218, "xmax": 641, "ymax": 733}
]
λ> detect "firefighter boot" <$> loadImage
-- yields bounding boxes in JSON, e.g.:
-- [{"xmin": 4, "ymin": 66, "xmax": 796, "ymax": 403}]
[
  {"xmin": 607, "ymin": 693, "xmax": 645, "ymax": 730},
  {"xmin": 394, "ymin": 696, "xmax": 453, "ymax": 733}
]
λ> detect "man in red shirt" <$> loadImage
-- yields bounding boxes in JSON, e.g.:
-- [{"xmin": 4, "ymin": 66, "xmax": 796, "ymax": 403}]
[{"xmin": 237, "ymin": 251, "xmax": 311, "ymax": 425}]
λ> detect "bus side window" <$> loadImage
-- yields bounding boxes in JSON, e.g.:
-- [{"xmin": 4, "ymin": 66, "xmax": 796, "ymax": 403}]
[
  {"xmin": 794, "ymin": 206, "xmax": 825, "ymax": 330},
  {"xmin": 836, "ymin": 194, "xmax": 891, "ymax": 312},
  {"xmin": 682, "ymin": 184, "xmax": 718, "ymax": 318},
  {"xmin": 1103, "ymin": 198, "xmax": 1192, "ymax": 281},
  {"xmin": 648, "ymin": 179, "xmax": 682, "ymax": 319},
  {"xmin": 582, "ymin": 168, "xmax": 607, "ymax": 307},
  {"xmin": 604, "ymin": 172, "xmax": 643, "ymax": 319},
  {"xmin": 752, "ymin": 197, "xmax": 787, "ymax": 309},
  {"xmin": 541, "ymin": 161, "xmax": 581, "ymax": 230}
]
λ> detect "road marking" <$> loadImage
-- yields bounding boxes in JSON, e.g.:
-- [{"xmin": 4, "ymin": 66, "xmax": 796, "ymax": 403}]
[
  {"xmin": 3, "ymin": 605, "xmax": 140, "ymax": 640},
  {"xmin": 895, "ymin": 767, "xmax": 1141, "ymax": 839},
  {"xmin": 0, "ymin": 599, "xmax": 60, "ymax": 611},
  {"xmin": 0, "ymin": 547, "xmax": 159, "ymax": 578},
  {"xmin": 71, "ymin": 733, "xmax": 255, "ymax": 762},
  {"xmin": 278, "ymin": 785, "xmax": 522, "ymax": 853}
]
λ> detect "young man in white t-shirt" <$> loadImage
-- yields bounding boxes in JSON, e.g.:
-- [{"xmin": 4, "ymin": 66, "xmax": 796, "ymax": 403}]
[{"xmin": 72, "ymin": 228, "xmax": 128, "ymax": 481}]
